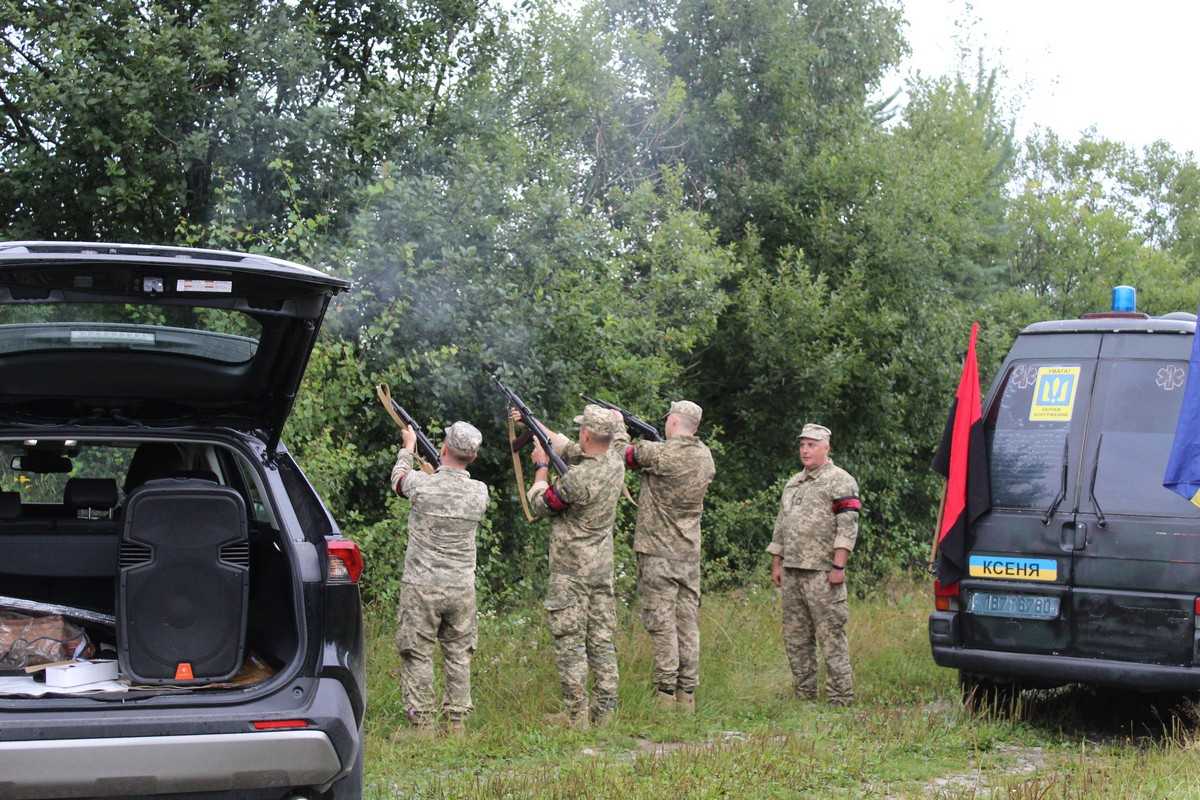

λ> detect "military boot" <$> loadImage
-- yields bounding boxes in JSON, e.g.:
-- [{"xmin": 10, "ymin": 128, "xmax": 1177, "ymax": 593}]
[
  {"xmin": 399, "ymin": 709, "xmax": 437, "ymax": 740},
  {"xmin": 592, "ymin": 705, "xmax": 616, "ymax": 727},
  {"xmin": 654, "ymin": 689, "xmax": 676, "ymax": 712},
  {"xmin": 676, "ymin": 690, "xmax": 696, "ymax": 715},
  {"xmin": 545, "ymin": 709, "xmax": 590, "ymax": 731},
  {"xmin": 444, "ymin": 718, "xmax": 466, "ymax": 737}
]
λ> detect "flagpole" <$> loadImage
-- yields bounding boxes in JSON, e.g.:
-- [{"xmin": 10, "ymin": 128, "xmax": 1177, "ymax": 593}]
[{"xmin": 930, "ymin": 478, "xmax": 947, "ymax": 569}]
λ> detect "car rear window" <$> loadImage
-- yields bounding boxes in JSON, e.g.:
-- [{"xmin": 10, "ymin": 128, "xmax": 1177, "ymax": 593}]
[
  {"xmin": 986, "ymin": 361, "xmax": 1085, "ymax": 509},
  {"xmin": 1090, "ymin": 359, "xmax": 1200, "ymax": 518},
  {"xmin": 0, "ymin": 304, "xmax": 261, "ymax": 364}
]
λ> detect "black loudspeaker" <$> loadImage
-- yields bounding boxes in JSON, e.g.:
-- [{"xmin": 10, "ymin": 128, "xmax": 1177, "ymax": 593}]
[{"xmin": 117, "ymin": 479, "xmax": 250, "ymax": 684}]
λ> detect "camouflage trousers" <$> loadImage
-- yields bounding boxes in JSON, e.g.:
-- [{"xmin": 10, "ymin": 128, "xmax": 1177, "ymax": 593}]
[
  {"xmin": 781, "ymin": 568, "xmax": 853, "ymax": 704},
  {"xmin": 396, "ymin": 581, "xmax": 477, "ymax": 723},
  {"xmin": 544, "ymin": 572, "xmax": 619, "ymax": 719},
  {"xmin": 637, "ymin": 554, "xmax": 700, "ymax": 694}
]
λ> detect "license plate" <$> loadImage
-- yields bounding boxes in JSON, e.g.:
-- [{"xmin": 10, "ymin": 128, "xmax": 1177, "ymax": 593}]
[{"xmin": 967, "ymin": 591, "xmax": 1060, "ymax": 620}]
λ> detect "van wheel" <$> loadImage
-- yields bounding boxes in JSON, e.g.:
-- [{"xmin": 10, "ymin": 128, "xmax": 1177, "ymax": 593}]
[
  {"xmin": 327, "ymin": 744, "xmax": 363, "ymax": 799},
  {"xmin": 959, "ymin": 671, "xmax": 1020, "ymax": 713}
]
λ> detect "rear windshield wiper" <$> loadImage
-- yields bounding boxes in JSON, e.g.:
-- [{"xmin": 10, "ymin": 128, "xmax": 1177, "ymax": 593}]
[
  {"xmin": 1088, "ymin": 433, "xmax": 1107, "ymax": 528},
  {"xmin": 1041, "ymin": 436, "xmax": 1069, "ymax": 526}
]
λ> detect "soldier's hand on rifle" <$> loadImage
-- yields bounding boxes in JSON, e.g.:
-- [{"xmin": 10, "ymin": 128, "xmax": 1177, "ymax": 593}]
[
  {"xmin": 530, "ymin": 438, "xmax": 547, "ymax": 462},
  {"xmin": 509, "ymin": 407, "xmax": 523, "ymax": 427},
  {"xmin": 401, "ymin": 424, "xmax": 417, "ymax": 451}
]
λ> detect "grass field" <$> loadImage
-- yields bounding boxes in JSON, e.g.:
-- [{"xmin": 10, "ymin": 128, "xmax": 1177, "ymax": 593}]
[{"xmin": 361, "ymin": 580, "xmax": 1200, "ymax": 798}]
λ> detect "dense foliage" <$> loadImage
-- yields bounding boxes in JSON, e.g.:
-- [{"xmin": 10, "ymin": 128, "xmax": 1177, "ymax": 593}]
[{"xmin": 5, "ymin": 0, "xmax": 1200, "ymax": 606}]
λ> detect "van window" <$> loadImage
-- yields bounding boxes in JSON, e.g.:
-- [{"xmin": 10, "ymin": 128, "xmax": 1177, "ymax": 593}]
[
  {"xmin": 986, "ymin": 361, "xmax": 1084, "ymax": 509},
  {"xmin": 1090, "ymin": 360, "xmax": 1200, "ymax": 518}
]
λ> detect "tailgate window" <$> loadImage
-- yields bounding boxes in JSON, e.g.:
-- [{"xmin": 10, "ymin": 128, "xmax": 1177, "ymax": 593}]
[
  {"xmin": 0, "ymin": 304, "xmax": 260, "ymax": 364},
  {"xmin": 986, "ymin": 360, "xmax": 1089, "ymax": 509},
  {"xmin": 1089, "ymin": 359, "xmax": 1199, "ymax": 517}
]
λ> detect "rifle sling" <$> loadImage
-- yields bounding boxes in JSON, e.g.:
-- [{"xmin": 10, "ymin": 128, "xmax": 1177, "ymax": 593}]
[
  {"xmin": 375, "ymin": 383, "xmax": 435, "ymax": 475},
  {"xmin": 508, "ymin": 414, "xmax": 536, "ymax": 523}
]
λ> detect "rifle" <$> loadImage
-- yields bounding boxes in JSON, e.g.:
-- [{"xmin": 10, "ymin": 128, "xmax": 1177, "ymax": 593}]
[
  {"xmin": 375, "ymin": 384, "xmax": 441, "ymax": 472},
  {"xmin": 492, "ymin": 375, "xmax": 569, "ymax": 476},
  {"xmin": 581, "ymin": 394, "xmax": 662, "ymax": 441}
]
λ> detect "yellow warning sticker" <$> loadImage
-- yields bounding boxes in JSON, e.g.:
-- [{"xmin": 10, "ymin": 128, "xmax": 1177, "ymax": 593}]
[{"xmin": 1030, "ymin": 366, "xmax": 1081, "ymax": 422}]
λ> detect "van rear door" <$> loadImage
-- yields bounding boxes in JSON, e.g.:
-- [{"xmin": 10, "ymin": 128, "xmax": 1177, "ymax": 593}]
[
  {"xmin": 1071, "ymin": 331, "xmax": 1200, "ymax": 666},
  {"xmin": 961, "ymin": 333, "xmax": 1099, "ymax": 656}
]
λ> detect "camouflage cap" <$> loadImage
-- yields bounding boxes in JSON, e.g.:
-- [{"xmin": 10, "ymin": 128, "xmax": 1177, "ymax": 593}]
[
  {"xmin": 444, "ymin": 421, "xmax": 483, "ymax": 454},
  {"xmin": 668, "ymin": 400, "xmax": 703, "ymax": 425},
  {"xmin": 798, "ymin": 423, "xmax": 831, "ymax": 442},
  {"xmin": 574, "ymin": 404, "xmax": 620, "ymax": 437}
]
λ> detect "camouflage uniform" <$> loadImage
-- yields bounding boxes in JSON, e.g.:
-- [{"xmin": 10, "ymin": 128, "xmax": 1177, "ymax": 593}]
[
  {"xmin": 767, "ymin": 427, "xmax": 860, "ymax": 705},
  {"xmin": 530, "ymin": 406, "xmax": 628, "ymax": 724},
  {"xmin": 391, "ymin": 422, "xmax": 489, "ymax": 726},
  {"xmin": 626, "ymin": 401, "xmax": 715, "ymax": 697}
]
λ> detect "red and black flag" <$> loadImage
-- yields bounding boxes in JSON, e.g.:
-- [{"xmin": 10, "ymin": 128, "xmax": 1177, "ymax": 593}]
[{"xmin": 931, "ymin": 322, "xmax": 991, "ymax": 585}]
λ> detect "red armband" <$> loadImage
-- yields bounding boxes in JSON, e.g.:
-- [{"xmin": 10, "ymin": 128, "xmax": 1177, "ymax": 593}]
[
  {"xmin": 544, "ymin": 485, "xmax": 569, "ymax": 512},
  {"xmin": 625, "ymin": 445, "xmax": 637, "ymax": 469},
  {"xmin": 832, "ymin": 496, "xmax": 861, "ymax": 514}
]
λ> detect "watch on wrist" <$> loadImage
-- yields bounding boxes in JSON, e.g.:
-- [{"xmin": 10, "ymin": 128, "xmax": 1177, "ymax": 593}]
[
  {"xmin": 533, "ymin": 461, "xmax": 550, "ymax": 470},
  {"xmin": 831, "ymin": 565, "xmax": 844, "ymax": 571}
]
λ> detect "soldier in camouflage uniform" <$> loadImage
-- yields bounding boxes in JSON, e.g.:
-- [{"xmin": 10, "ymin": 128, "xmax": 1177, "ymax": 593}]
[
  {"xmin": 391, "ymin": 421, "xmax": 489, "ymax": 735},
  {"xmin": 624, "ymin": 400, "xmax": 715, "ymax": 714},
  {"xmin": 521, "ymin": 404, "xmax": 628, "ymax": 730},
  {"xmin": 767, "ymin": 423, "xmax": 861, "ymax": 706}
]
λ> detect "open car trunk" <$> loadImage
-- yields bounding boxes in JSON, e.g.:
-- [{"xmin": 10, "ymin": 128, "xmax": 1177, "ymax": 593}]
[
  {"xmin": 0, "ymin": 243, "xmax": 346, "ymax": 704},
  {"xmin": 0, "ymin": 436, "xmax": 301, "ymax": 702}
]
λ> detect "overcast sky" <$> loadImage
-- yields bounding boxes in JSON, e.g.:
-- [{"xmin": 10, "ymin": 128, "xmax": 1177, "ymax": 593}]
[{"xmin": 887, "ymin": 0, "xmax": 1199, "ymax": 155}]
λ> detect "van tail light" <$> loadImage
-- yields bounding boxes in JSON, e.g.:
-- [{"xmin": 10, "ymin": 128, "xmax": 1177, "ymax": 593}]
[
  {"xmin": 934, "ymin": 579, "xmax": 960, "ymax": 612},
  {"xmin": 326, "ymin": 538, "xmax": 364, "ymax": 584},
  {"xmin": 1194, "ymin": 597, "xmax": 1200, "ymax": 618}
]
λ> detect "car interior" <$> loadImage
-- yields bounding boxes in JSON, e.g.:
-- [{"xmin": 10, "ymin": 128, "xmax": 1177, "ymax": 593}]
[{"xmin": 0, "ymin": 438, "xmax": 299, "ymax": 696}]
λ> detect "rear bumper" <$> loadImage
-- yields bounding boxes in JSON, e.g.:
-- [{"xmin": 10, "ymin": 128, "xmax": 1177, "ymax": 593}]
[
  {"xmin": 932, "ymin": 644, "xmax": 1200, "ymax": 692},
  {"xmin": 0, "ymin": 677, "xmax": 359, "ymax": 798},
  {"xmin": 0, "ymin": 730, "xmax": 339, "ymax": 799}
]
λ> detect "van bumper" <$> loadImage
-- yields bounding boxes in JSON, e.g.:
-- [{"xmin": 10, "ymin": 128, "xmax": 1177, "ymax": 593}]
[{"xmin": 931, "ymin": 645, "xmax": 1200, "ymax": 692}]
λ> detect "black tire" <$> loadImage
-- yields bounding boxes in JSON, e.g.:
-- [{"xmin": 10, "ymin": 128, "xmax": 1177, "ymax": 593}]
[
  {"xmin": 959, "ymin": 670, "xmax": 1020, "ymax": 714},
  {"xmin": 327, "ymin": 743, "xmax": 364, "ymax": 800}
]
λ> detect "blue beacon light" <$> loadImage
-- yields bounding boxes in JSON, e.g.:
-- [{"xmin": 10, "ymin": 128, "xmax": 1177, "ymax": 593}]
[{"xmin": 1112, "ymin": 285, "xmax": 1136, "ymax": 313}]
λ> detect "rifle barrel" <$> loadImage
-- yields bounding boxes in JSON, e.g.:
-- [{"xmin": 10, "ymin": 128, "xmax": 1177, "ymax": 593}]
[
  {"xmin": 493, "ymin": 376, "xmax": 569, "ymax": 475},
  {"xmin": 388, "ymin": 398, "xmax": 441, "ymax": 468},
  {"xmin": 579, "ymin": 393, "xmax": 662, "ymax": 442}
]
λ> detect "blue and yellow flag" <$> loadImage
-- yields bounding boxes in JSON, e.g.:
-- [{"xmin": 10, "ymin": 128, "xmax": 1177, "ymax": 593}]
[{"xmin": 1164, "ymin": 317, "xmax": 1200, "ymax": 506}]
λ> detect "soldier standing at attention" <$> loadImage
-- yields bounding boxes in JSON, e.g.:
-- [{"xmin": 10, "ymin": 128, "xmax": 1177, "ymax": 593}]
[
  {"xmin": 522, "ymin": 404, "xmax": 628, "ymax": 730},
  {"xmin": 391, "ymin": 421, "xmax": 489, "ymax": 736},
  {"xmin": 625, "ymin": 400, "xmax": 715, "ymax": 714},
  {"xmin": 767, "ymin": 423, "xmax": 860, "ymax": 706}
]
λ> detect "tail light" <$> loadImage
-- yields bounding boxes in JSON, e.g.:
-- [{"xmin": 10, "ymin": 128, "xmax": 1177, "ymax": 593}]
[
  {"xmin": 326, "ymin": 538, "xmax": 364, "ymax": 584},
  {"xmin": 934, "ymin": 579, "xmax": 960, "ymax": 612},
  {"xmin": 1193, "ymin": 597, "xmax": 1200, "ymax": 617},
  {"xmin": 252, "ymin": 719, "xmax": 309, "ymax": 731}
]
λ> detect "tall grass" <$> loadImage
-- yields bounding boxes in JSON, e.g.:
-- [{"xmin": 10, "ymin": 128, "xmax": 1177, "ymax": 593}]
[{"xmin": 361, "ymin": 581, "xmax": 1200, "ymax": 798}]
